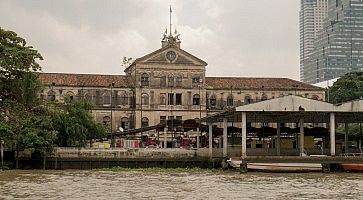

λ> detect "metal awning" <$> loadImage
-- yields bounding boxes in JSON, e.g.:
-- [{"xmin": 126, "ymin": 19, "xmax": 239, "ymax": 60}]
[{"xmin": 201, "ymin": 95, "xmax": 363, "ymax": 123}]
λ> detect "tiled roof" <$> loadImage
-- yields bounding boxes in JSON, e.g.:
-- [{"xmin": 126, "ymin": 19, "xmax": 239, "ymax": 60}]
[
  {"xmin": 39, "ymin": 73, "xmax": 132, "ymax": 88},
  {"xmin": 38, "ymin": 73, "xmax": 323, "ymax": 91},
  {"xmin": 205, "ymin": 77, "xmax": 324, "ymax": 91}
]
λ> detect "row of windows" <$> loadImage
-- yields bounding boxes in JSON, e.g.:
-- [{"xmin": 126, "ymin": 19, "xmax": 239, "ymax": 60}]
[
  {"xmin": 140, "ymin": 73, "xmax": 202, "ymax": 87},
  {"xmin": 159, "ymin": 116, "xmax": 182, "ymax": 124},
  {"xmin": 45, "ymin": 90, "xmax": 321, "ymax": 107},
  {"xmin": 103, "ymin": 116, "xmax": 149, "ymax": 130}
]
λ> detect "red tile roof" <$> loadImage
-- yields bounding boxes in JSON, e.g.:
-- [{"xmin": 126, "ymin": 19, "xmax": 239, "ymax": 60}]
[
  {"xmin": 206, "ymin": 77, "xmax": 323, "ymax": 91},
  {"xmin": 39, "ymin": 73, "xmax": 132, "ymax": 88},
  {"xmin": 39, "ymin": 73, "xmax": 323, "ymax": 91}
]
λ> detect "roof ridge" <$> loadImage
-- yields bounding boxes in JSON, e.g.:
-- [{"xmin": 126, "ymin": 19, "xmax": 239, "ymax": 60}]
[{"xmin": 39, "ymin": 72, "xmax": 126, "ymax": 77}]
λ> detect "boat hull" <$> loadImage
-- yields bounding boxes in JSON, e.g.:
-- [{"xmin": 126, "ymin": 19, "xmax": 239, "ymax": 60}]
[
  {"xmin": 341, "ymin": 164, "xmax": 363, "ymax": 172},
  {"xmin": 227, "ymin": 159, "xmax": 322, "ymax": 172}
]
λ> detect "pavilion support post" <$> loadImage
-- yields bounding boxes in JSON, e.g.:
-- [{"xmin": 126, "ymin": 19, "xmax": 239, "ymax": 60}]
[
  {"xmin": 164, "ymin": 127, "xmax": 167, "ymax": 149},
  {"xmin": 241, "ymin": 112, "xmax": 247, "ymax": 159},
  {"xmin": 330, "ymin": 113, "xmax": 336, "ymax": 156},
  {"xmin": 223, "ymin": 118, "xmax": 228, "ymax": 158},
  {"xmin": 196, "ymin": 127, "xmax": 200, "ymax": 149},
  {"xmin": 299, "ymin": 118, "xmax": 305, "ymax": 156},
  {"xmin": 208, "ymin": 123, "xmax": 213, "ymax": 159},
  {"xmin": 345, "ymin": 123, "xmax": 349, "ymax": 154},
  {"xmin": 276, "ymin": 122, "xmax": 281, "ymax": 156}
]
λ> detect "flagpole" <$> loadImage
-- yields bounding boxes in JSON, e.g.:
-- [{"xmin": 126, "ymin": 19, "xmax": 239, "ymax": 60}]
[{"xmin": 169, "ymin": 5, "xmax": 172, "ymax": 36}]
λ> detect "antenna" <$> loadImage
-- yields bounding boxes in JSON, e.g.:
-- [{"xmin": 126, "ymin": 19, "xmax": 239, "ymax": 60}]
[{"xmin": 169, "ymin": 5, "xmax": 172, "ymax": 36}]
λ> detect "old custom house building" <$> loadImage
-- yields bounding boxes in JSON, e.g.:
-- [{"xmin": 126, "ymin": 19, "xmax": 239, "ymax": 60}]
[{"xmin": 39, "ymin": 27, "xmax": 325, "ymax": 134}]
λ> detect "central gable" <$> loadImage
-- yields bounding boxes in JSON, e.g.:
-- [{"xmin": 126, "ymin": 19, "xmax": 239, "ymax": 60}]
[{"xmin": 134, "ymin": 45, "xmax": 207, "ymax": 66}]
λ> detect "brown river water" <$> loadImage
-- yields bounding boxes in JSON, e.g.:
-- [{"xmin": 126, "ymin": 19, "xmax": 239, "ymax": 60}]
[{"xmin": 0, "ymin": 169, "xmax": 362, "ymax": 200}]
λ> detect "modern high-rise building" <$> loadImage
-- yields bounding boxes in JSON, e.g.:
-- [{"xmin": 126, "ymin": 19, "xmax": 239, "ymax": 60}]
[
  {"xmin": 299, "ymin": 0, "xmax": 328, "ymax": 82},
  {"xmin": 302, "ymin": 0, "xmax": 363, "ymax": 84}
]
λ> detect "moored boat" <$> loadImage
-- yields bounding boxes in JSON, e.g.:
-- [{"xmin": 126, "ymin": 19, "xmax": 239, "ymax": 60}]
[
  {"xmin": 341, "ymin": 164, "xmax": 363, "ymax": 172},
  {"xmin": 227, "ymin": 158, "xmax": 322, "ymax": 172}
]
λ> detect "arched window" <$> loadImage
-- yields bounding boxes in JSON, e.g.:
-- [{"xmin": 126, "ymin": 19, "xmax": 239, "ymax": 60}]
[
  {"xmin": 65, "ymin": 91, "xmax": 75, "ymax": 101},
  {"xmin": 47, "ymin": 90, "xmax": 56, "ymax": 101},
  {"xmin": 142, "ymin": 93, "xmax": 149, "ymax": 105},
  {"xmin": 227, "ymin": 94, "xmax": 234, "ymax": 106},
  {"xmin": 193, "ymin": 94, "xmax": 200, "ymax": 105},
  {"xmin": 312, "ymin": 95, "xmax": 320, "ymax": 100},
  {"xmin": 141, "ymin": 117, "xmax": 149, "ymax": 128},
  {"xmin": 84, "ymin": 92, "xmax": 92, "ymax": 102},
  {"xmin": 244, "ymin": 95, "xmax": 252, "ymax": 105},
  {"xmin": 209, "ymin": 94, "xmax": 217, "ymax": 107},
  {"xmin": 103, "ymin": 91, "xmax": 111, "ymax": 105},
  {"xmin": 103, "ymin": 116, "xmax": 111, "ymax": 125},
  {"xmin": 141, "ymin": 73, "xmax": 149, "ymax": 87},
  {"xmin": 121, "ymin": 117, "xmax": 129, "ymax": 130},
  {"xmin": 120, "ymin": 91, "xmax": 128, "ymax": 105}
]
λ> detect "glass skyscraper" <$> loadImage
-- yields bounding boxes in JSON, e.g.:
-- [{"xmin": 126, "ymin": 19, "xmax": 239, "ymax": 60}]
[
  {"xmin": 302, "ymin": 0, "xmax": 363, "ymax": 84},
  {"xmin": 300, "ymin": 0, "xmax": 328, "ymax": 82}
]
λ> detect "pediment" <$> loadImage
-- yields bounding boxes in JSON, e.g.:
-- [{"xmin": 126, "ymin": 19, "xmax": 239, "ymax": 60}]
[{"xmin": 135, "ymin": 46, "xmax": 207, "ymax": 66}]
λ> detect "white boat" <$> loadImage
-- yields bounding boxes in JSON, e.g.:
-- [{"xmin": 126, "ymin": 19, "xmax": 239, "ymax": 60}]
[{"xmin": 227, "ymin": 158, "xmax": 322, "ymax": 172}]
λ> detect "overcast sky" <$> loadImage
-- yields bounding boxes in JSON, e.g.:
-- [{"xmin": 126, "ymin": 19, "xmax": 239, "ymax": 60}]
[{"xmin": 1, "ymin": 0, "xmax": 301, "ymax": 80}]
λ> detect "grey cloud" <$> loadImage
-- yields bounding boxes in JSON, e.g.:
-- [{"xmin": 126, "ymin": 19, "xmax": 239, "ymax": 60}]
[{"xmin": 0, "ymin": 0, "xmax": 301, "ymax": 80}]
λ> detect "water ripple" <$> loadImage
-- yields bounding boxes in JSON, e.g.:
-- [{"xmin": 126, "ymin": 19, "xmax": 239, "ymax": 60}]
[{"xmin": 0, "ymin": 170, "xmax": 362, "ymax": 199}]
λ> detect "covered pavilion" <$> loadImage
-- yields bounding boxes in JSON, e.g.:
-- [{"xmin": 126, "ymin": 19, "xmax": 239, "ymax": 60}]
[{"xmin": 201, "ymin": 95, "xmax": 363, "ymax": 159}]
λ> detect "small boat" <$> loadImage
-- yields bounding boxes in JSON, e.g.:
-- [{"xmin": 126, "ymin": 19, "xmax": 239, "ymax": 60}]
[
  {"xmin": 340, "ymin": 153, "xmax": 363, "ymax": 172},
  {"xmin": 341, "ymin": 164, "xmax": 363, "ymax": 172},
  {"xmin": 227, "ymin": 158, "xmax": 322, "ymax": 172}
]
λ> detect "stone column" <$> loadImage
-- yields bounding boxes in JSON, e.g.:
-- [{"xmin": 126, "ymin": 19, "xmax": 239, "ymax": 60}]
[
  {"xmin": 196, "ymin": 127, "xmax": 200, "ymax": 149},
  {"xmin": 299, "ymin": 118, "xmax": 304, "ymax": 156},
  {"xmin": 164, "ymin": 127, "xmax": 167, "ymax": 149},
  {"xmin": 223, "ymin": 118, "xmax": 228, "ymax": 158},
  {"xmin": 330, "ymin": 113, "xmax": 336, "ymax": 156},
  {"xmin": 276, "ymin": 122, "xmax": 281, "ymax": 156},
  {"xmin": 208, "ymin": 123, "xmax": 213, "ymax": 159},
  {"xmin": 241, "ymin": 112, "xmax": 247, "ymax": 159},
  {"xmin": 345, "ymin": 123, "xmax": 349, "ymax": 154}
]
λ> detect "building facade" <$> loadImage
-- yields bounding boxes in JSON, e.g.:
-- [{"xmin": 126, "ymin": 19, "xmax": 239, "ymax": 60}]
[
  {"xmin": 300, "ymin": 0, "xmax": 328, "ymax": 81},
  {"xmin": 302, "ymin": 0, "xmax": 363, "ymax": 84},
  {"xmin": 40, "ymin": 31, "xmax": 325, "ymax": 132}
]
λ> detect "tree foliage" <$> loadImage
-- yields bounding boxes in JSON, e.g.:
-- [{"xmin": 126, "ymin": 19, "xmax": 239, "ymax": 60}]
[
  {"xmin": 53, "ymin": 99, "xmax": 107, "ymax": 147},
  {"xmin": 0, "ymin": 27, "xmax": 43, "ymax": 102},
  {"xmin": 328, "ymin": 72, "xmax": 363, "ymax": 103},
  {"xmin": 0, "ymin": 28, "xmax": 107, "ymax": 169}
]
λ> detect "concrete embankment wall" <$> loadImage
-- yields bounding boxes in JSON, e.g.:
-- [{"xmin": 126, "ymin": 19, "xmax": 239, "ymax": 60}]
[
  {"xmin": 55, "ymin": 148, "xmax": 199, "ymax": 159},
  {"xmin": 17, "ymin": 148, "xmax": 222, "ymax": 170}
]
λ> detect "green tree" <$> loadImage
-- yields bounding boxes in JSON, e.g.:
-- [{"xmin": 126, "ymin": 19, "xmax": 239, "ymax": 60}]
[
  {"xmin": 0, "ymin": 27, "xmax": 43, "ymax": 102},
  {"xmin": 328, "ymin": 72, "xmax": 363, "ymax": 103},
  {"xmin": 53, "ymin": 99, "xmax": 107, "ymax": 147}
]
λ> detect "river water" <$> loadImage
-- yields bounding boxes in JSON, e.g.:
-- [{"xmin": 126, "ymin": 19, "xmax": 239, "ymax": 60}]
[{"xmin": 0, "ymin": 169, "xmax": 362, "ymax": 200}]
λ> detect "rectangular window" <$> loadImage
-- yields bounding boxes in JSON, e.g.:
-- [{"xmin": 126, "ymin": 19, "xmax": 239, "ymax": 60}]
[
  {"xmin": 176, "ymin": 116, "xmax": 182, "ymax": 121},
  {"xmin": 168, "ymin": 116, "xmax": 174, "ymax": 120},
  {"xmin": 168, "ymin": 93, "xmax": 174, "ymax": 105},
  {"xmin": 175, "ymin": 93, "xmax": 182, "ymax": 105},
  {"xmin": 168, "ymin": 77, "xmax": 174, "ymax": 87},
  {"xmin": 141, "ymin": 77, "xmax": 149, "ymax": 87},
  {"xmin": 160, "ymin": 76, "xmax": 166, "ymax": 87},
  {"xmin": 175, "ymin": 76, "xmax": 182, "ymax": 87},
  {"xmin": 192, "ymin": 77, "xmax": 201, "ymax": 84},
  {"xmin": 160, "ymin": 116, "xmax": 166, "ymax": 124},
  {"xmin": 159, "ymin": 93, "xmax": 166, "ymax": 105}
]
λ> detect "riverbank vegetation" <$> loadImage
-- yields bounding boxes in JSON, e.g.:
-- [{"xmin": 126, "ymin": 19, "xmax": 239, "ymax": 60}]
[{"xmin": 0, "ymin": 27, "xmax": 107, "ymax": 169}]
